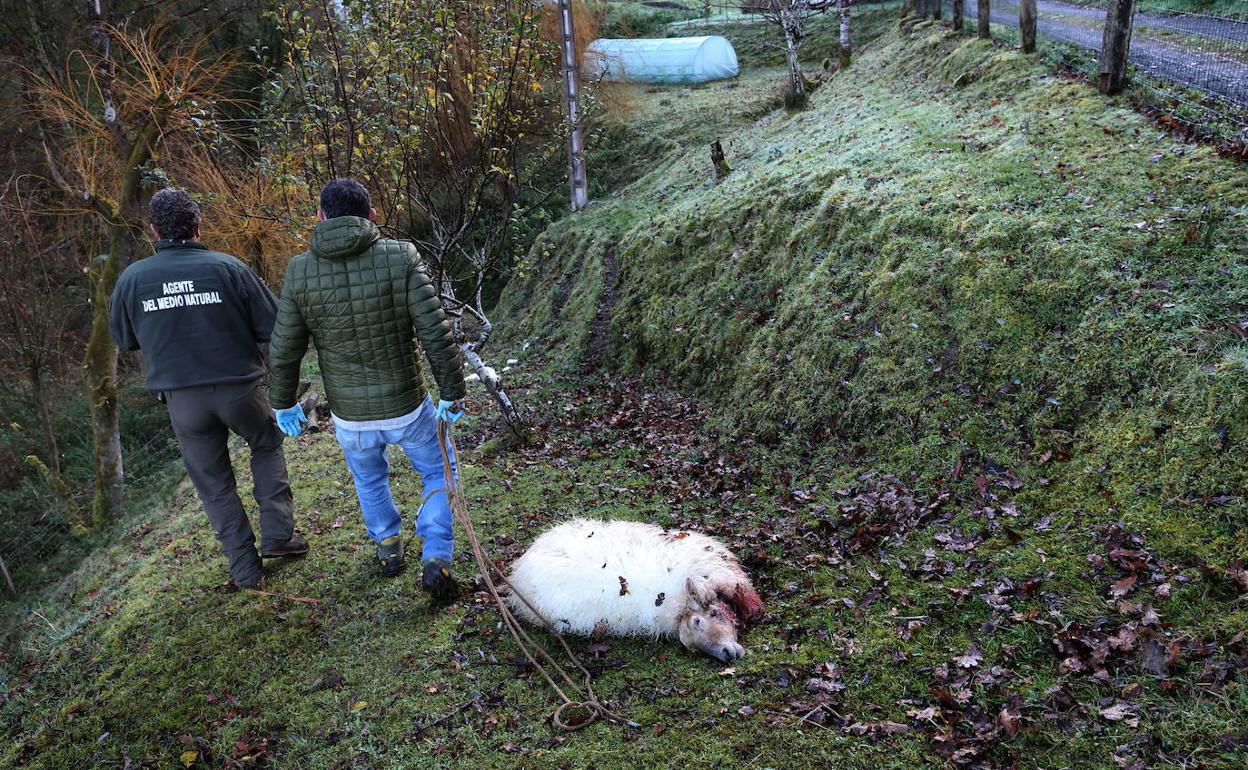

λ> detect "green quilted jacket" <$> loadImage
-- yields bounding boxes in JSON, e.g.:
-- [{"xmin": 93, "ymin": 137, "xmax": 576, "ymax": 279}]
[{"xmin": 268, "ymin": 216, "xmax": 466, "ymax": 421}]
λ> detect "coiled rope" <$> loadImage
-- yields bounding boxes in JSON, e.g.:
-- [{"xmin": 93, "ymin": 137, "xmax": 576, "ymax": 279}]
[{"xmin": 434, "ymin": 421, "xmax": 637, "ymax": 731}]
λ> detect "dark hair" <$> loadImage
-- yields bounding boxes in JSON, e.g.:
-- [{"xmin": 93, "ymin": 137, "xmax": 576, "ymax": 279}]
[
  {"xmin": 148, "ymin": 188, "xmax": 201, "ymax": 240},
  {"xmin": 319, "ymin": 178, "xmax": 371, "ymax": 219}
]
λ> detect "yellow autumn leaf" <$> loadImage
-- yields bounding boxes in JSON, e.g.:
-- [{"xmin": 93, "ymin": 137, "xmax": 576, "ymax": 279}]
[
  {"xmin": 180, "ymin": 750, "xmax": 198, "ymax": 768},
  {"xmin": 350, "ymin": 700, "xmax": 368, "ymax": 713}
]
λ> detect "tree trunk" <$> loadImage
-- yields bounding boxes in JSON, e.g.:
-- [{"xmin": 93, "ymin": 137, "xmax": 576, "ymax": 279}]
[
  {"xmin": 978, "ymin": 0, "xmax": 991, "ymax": 38},
  {"xmin": 84, "ymin": 133, "xmax": 150, "ymax": 526},
  {"xmin": 781, "ymin": 9, "xmax": 806, "ymax": 109},
  {"xmin": 932, "ymin": 0, "xmax": 942, "ymax": 21},
  {"xmin": 839, "ymin": 0, "xmax": 851, "ymax": 68},
  {"xmin": 85, "ymin": 225, "xmax": 129, "ymax": 526},
  {"xmin": 1098, "ymin": 0, "xmax": 1136, "ymax": 94},
  {"xmin": 953, "ymin": 0, "xmax": 964, "ymax": 31},
  {"xmin": 28, "ymin": 362, "xmax": 60, "ymax": 478},
  {"xmin": 1020, "ymin": 0, "xmax": 1037, "ymax": 53}
]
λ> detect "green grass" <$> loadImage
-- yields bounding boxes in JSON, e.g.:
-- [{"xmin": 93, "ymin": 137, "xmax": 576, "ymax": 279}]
[
  {"xmin": 0, "ymin": 383, "xmax": 925, "ymax": 769},
  {"xmin": 499, "ymin": 15, "xmax": 1248, "ymax": 543},
  {"xmin": 3, "ymin": 364, "xmax": 1244, "ymax": 768},
  {"xmin": 3, "ymin": 9, "xmax": 1247, "ymax": 770},
  {"xmin": 495, "ymin": 12, "xmax": 1248, "ymax": 763}
]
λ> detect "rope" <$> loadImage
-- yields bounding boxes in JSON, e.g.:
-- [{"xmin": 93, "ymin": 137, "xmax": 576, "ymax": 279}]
[
  {"xmin": 245, "ymin": 588, "xmax": 320, "ymax": 604},
  {"xmin": 434, "ymin": 421, "xmax": 638, "ymax": 731}
]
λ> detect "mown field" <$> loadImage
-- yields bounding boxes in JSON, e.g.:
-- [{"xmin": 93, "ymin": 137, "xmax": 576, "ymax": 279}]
[{"xmin": 3, "ymin": 8, "xmax": 1246, "ymax": 770}]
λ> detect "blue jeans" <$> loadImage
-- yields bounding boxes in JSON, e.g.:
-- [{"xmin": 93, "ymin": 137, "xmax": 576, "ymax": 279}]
[{"xmin": 334, "ymin": 398, "xmax": 456, "ymax": 562}]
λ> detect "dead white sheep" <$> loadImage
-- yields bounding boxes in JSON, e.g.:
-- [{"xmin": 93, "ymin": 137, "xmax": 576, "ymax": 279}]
[{"xmin": 505, "ymin": 518, "xmax": 763, "ymax": 662}]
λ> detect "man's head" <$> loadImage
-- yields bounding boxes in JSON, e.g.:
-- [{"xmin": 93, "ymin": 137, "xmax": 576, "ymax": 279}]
[
  {"xmin": 318, "ymin": 178, "xmax": 374, "ymax": 221},
  {"xmin": 148, "ymin": 188, "xmax": 201, "ymax": 241}
]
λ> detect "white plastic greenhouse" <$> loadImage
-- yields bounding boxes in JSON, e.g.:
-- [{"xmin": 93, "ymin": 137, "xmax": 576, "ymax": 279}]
[{"xmin": 584, "ymin": 36, "xmax": 739, "ymax": 85}]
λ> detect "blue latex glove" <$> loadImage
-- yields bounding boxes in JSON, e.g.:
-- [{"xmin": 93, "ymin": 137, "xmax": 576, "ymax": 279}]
[
  {"xmin": 274, "ymin": 404, "xmax": 307, "ymax": 437},
  {"xmin": 435, "ymin": 399, "xmax": 464, "ymax": 425}
]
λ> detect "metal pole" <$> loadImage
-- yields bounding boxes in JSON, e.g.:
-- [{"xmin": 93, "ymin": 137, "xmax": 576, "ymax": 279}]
[{"xmin": 559, "ymin": 0, "xmax": 589, "ymax": 211}]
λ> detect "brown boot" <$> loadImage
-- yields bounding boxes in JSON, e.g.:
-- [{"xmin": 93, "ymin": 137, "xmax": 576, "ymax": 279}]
[{"xmin": 261, "ymin": 535, "xmax": 309, "ymax": 558}]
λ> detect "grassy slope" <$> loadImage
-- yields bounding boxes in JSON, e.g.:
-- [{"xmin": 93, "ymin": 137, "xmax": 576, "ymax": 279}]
[
  {"xmin": 3, "ymin": 9, "xmax": 1247, "ymax": 770},
  {"xmin": 500, "ymin": 16, "xmax": 1248, "ymax": 567}
]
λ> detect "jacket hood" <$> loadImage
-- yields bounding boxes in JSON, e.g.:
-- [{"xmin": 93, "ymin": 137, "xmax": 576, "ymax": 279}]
[{"xmin": 310, "ymin": 216, "xmax": 381, "ymax": 260}]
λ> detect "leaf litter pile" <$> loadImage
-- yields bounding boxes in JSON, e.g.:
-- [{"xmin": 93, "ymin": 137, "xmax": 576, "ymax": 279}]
[{"xmin": 451, "ymin": 377, "xmax": 1247, "ymax": 766}]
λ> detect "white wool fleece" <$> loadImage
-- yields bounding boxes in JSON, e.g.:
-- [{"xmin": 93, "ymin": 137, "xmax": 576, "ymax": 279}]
[{"xmin": 505, "ymin": 518, "xmax": 750, "ymax": 638}]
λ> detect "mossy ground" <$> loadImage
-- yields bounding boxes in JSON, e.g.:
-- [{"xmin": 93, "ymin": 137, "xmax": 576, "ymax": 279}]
[{"xmin": 2, "ymin": 8, "xmax": 1246, "ymax": 770}]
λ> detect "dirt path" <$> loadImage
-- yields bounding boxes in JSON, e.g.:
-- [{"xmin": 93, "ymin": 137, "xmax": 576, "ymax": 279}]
[
  {"xmin": 963, "ymin": 0, "xmax": 1248, "ymax": 106},
  {"xmin": 581, "ymin": 243, "xmax": 620, "ymax": 372}
]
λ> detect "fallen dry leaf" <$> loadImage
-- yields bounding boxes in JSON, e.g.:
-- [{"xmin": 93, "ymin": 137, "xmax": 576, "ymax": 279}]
[
  {"xmin": 953, "ymin": 643, "xmax": 983, "ymax": 669},
  {"xmin": 1140, "ymin": 638, "xmax": 1170, "ymax": 676},
  {"xmin": 1110, "ymin": 575, "xmax": 1138, "ymax": 598},
  {"xmin": 1099, "ymin": 702, "xmax": 1139, "ymax": 727},
  {"xmin": 1228, "ymin": 561, "xmax": 1248, "ymax": 593}
]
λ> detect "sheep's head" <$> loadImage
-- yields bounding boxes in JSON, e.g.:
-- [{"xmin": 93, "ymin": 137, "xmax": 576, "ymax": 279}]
[{"xmin": 677, "ymin": 578, "xmax": 745, "ymax": 662}]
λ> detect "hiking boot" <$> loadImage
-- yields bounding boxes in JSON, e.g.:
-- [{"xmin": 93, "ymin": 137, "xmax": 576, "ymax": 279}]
[
  {"xmin": 377, "ymin": 535, "xmax": 404, "ymax": 577},
  {"xmin": 261, "ymin": 535, "xmax": 309, "ymax": 558},
  {"xmin": 422, "ymin": 558, "xmax": 456, "ymax": 600},
  {"xmin": 232, "ymin": 573, "xmax": 264, "ymax": 591}
]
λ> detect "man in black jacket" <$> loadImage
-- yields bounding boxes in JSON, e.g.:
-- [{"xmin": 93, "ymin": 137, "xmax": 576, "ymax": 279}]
[{"xmin": 109, "ymin": 188, "xmax": 306, "ymax": 589}]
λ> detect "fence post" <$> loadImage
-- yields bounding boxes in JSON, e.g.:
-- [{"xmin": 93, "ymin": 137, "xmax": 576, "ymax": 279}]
[
  {"xmin": 1020, "ymin": 0, "xmax": 1036, "ymax": 52},
  {"xmin": 1098, "ymin": 0, "xmax": 1136, "ymax": 94},
  {"xmin": 978, "ymin": 0, "xmax": 990, "ymax": 38},
  {"xmin": 953, "ymin": 0, "xmax": 964, "ymax": 32},
  {"xmin": 0, "ymin": 554, "xmax": 14, "ymax": 596}
]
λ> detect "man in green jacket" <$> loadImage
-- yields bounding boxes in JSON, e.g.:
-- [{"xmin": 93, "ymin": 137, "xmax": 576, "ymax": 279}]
[{"xmin": 267, "ymin": 179, "xmax": 467, "ymax": 598}]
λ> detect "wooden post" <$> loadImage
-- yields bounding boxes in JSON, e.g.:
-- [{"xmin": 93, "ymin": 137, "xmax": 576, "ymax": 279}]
[
  {"xmin": 1020, "ymin": 0, "xmax": 1037, "ymax": 52},
  {"xmin": 977, "ymin": 0, "xmax": 991, "ymax": 38},
  {"xmin": 0, "ymin": 553, "xmax": 14, "ymax": 596},
  {"xmin": 953, "ymin": 0, "xmax": 964, "ymax": 31},
  {"xmin": 558, "ymin": 0, "xmax": 589, "ymax": 211},
  {"xmin": 710, "ymin": 140, "xmax": 731, "ymax": 178},
  {"xmin": 1098, "ymin": 0, "xmax": 1136, "ymax": 94}
]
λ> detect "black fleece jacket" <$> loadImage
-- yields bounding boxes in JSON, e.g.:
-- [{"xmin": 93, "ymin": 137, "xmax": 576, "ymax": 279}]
[{"xmin": 109, "ymin": 240, "xmax": 278, "ymax": 391}]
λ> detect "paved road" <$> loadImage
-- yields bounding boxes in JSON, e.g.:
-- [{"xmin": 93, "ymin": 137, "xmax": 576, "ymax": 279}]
[
  {"xmin": 1019, "ymin": 1, "xmax": 1248, "ymax": 43},
  {"xmin": 962, "ymin": 0, "xmax": 1248, "ymax": 107}
]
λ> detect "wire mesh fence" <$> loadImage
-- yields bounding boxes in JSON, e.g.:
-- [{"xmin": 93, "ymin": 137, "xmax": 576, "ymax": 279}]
[
  {"xmin": 0, "ymin": 424, "xmax": 180, "ymax": 592},
  {"xmin": 943, "ymin": 0, "xmax": 1248, "ymax": 148},
  {"xmin": 680, "ymin": 0, "xmax": 1247, "ymax": 146}
]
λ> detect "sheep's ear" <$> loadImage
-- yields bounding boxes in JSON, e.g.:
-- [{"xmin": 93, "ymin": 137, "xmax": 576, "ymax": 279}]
[{"xmin": 685, "ymin": 578, "xmax": 706, "ymax": 610}]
